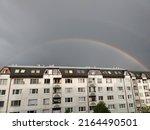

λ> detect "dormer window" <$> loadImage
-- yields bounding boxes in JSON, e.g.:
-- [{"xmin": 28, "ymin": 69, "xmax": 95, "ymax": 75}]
[
  {"xmin": 31, "ymin": 70, "xmax": 35, "ymax": 73},
  {"xmin": 69, "ymin": 70, "xmax": 73, "ymax": 74},
  {"xmin": 65, "ymin": 70, "xmax": 69, "ymax": 74},
  {"xmin": 15, "ymin": 69, "xmax": 20, "ymax": 73},
  {"xmin": 118, "ymin": 71, "xmax": 122, "ymax": 74},
  {"xmin": 20, "ymin": 69, "xmax": 25, "ymax": 73},
  {"xmin": 36, "ymin": 70, "xmax": 40, "ymax": 73},
  {"xmin": 103, "ymin": 71, "xmax": 107, "ymax": 74},
  {"xmin": 108, "ymin": 71, "xmax": 111, "ymax": 74}
]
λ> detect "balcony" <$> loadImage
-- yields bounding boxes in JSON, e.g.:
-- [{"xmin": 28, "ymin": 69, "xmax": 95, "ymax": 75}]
[
  {"xmin": 52, "ymin": 105, "xmax": 61, "ymax": 113},
  {"xmin": 89, "ymin": 84, "xmax": 96, "ymax": 93},
  {"xmin": 52, "ymin": 96, "xmax": 61, "ymax": 104},
  {"xmin": 53, "ymin": 85, "xmax": 61, "ymax": 94},
  {"xmin": 89, "ymin": 94, "xmax": 96, "ymax": 102}
]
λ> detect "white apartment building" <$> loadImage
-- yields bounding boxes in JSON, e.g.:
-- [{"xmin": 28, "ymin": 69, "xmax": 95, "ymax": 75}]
[
  {"xmin": 0, "ymin": 65, "xmax": 149, "ymax": 113},
  {"xmin": 130, "ymin": 71, "xmax": 150, "ymax": 111}
]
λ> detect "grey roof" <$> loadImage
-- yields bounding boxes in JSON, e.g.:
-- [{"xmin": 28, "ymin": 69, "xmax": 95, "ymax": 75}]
[
  {"xmin": 8, "ymin": 67, "xmax": 46, "ymax": 78},
  {"xmin": 130, "ymin": 71, "xmax": 150, "ymax": 79},
  {"xmin": 59, "ymin": 68, "xmax": 88, "ymax": 78},
  {"xmin": 100, "ymin": 69, "xmax": 125, "ymax": 78},
  {"xmin": 0, "ymin": 65, "xmax": 149, "ymax": 79}
]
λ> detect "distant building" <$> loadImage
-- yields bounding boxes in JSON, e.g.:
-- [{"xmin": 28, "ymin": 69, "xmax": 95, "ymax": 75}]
[{"xmin": 0, "ymin": 65, "xmax": 150, "ymax": 113}]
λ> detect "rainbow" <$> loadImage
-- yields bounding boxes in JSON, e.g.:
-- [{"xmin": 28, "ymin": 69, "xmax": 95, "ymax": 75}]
[
  {"xmin": 6, "ymin": 38, "xmax": 148, "ymax": 71},
  {"xmin": 45, "ymin": 38, "xmax": 148, "ymax": 71}
]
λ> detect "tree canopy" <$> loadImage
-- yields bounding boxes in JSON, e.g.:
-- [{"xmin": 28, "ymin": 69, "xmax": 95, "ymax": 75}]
[
  {"xmin": 93, "ymin": 102, "xmax": 110, "ymax": 113},
  {"xmin": 140, "ymin": 105, "xmax": 150, "ymax": 113}
]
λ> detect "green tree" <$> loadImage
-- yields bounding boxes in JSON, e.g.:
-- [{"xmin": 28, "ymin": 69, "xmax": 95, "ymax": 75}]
[
  {"xmin": 140, "ymin": 105, "xmax": 150, "ymax": 113},
  {"xmin": 93, "ymin": 102, "xmax": 111, "ymax": 113}
]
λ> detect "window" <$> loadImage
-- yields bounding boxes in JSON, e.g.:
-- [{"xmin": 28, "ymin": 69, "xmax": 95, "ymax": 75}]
[
  {"xmin": 36, "ymin": 70, "xmax": 40, "ymax": 73},
  {"xmin": 0, "ymin": 101, "xmax": 4, "ymax": 107},
  {"xmin": 106, "ymin": 78, "xmax": 112, "ymax": 83},
  {"xmin": 97, "ymin": 78, "xmax": 102, "ymax": 83},
  {"xmin": 133, "ymin": 86, "xmax": 138, "ymax": 90},
  {"xmin": 78, "ymin": 78, "xmax": 85, "ymax": 83},
  {"xmin": 138, "ymin": 79, "xmax": 141, "ymax": 83},
  {"xmin": 27, "ymin": 110, "xmax": 37, "ymax": 113},
  {"xmin": 15, "ymin": 69, "xmax": 20, "ymax": 73},
  {"xmin": 140, "ymin": 99, "xmax": 144, "ymax": 104},
  {"xmin": 98, "ymin": 96, "xmax": 103, "ymax": 101},
  {"xmin": 107, "ymin": 87, "xmax": 113, "ymax": 91},
  {"xmin": 98, "ymin": 87, "xmax": 103, "ymax": 92},
  {"xmin": 88, "ymin": 78, "xmax": 95, "ymax": 83},
  {"xmin": 64, "ymin": 70, "xmax": 73, "ymax": 74},
  {"xmin": 118, "ymin": 87, "xmax": 123, "ymax": 91},
  {"xmin": 65, "ymin": 97, "xmax": 73, "ymax": 102},
  {"xmin": 145, "ymin": 92, "xmax": 150, "ymax": 97},
  {"xmin": 79, "ymin": 106, "xmax": 86, "ymax": 112},
  {"xmin": 143, "ymin": 79, "xmax": 147, "ymax": 84},
  {"xmin": 118, "ymin": 95, "xmax": 125, "ymax": 99},
  {"xmin": 14, "ymin": 79, "xmax": 24, "ymax": 84},
  {"xmin": 11, "ymin": 100, "xmax": 21, "ymax": 107},
  {"xmin": 89, "ymin": 87, "xmax": 96, "ymax": 92},
  {"xmin": 129, "ymin": 103, "xmax": 133, "ymax": 107},
  {"xmin": 146, "ymin": 99, "xmax": 150, "ymax": 103},
  {"xmin": 65, "ymin": 70, "xmax": 69, "ymax": 74},
  {"xmin": 53, "ymin": 69, "xmax": 61, "ymax": 75},
  {"xmin": 30, "ymin": 89, "xmax": 38, "ymax": 94},
  {"xmin": 43, "ymin": 109, "xmax": 50, "ymax": 113},
  {"xmin": 0, "ymin": 90, "xmax": 6, "ymax": 95},
  {"xmin": 78, "ymin": 87, "xmax": 85, "ymax": 92},
  {"xmin": 13, "ymin": 89, "xmax": 22, "ymax": 95},
  {"xmin": 77, "ymin": 70, "xmax": 85, "ymax": 74},
  {"xmin": 65, "ymin": 107, "xmax": 73, "ymax": 113},
  {"xmin": 69, "ymin": 70, "xmax": 73, "ymax": 74},
  {"xmin": 108, "ymin": 104, "xmax": 115, "ymax": 109},
  {"xmin": 43, "ymin": 98, "xmax": 50, "ymax": 105},
  {"xmin": 107, "ymin": 95, "xmax": 114, "ymax": 100},
  {"xmin": 30, "ymin": 79, "xmax": 39, "ymax": 84},
  {"xmin": 10, "ymin": 111, "xmax": 20, "ymax": 113},
  {"xmin": 53, "ymin": 78, "xmax": 61, "ymax": 84},
  {"xmin": 135, "ymin": 93, "xmax": 139, "ymax": 96},
  {"xmin": 144, "ymin": 86, "xmax": 148, "ymax": 90},
  {"xmin": 0, "ymin": 79, "xmax": 7, "ymax": 85},
  {"xmin": 127, "ymin": 86, "xmax": 131, "ymax": 91},
  {"xmin": 128, "ymin": 95, "xmax": 132, "ymax": 99},
  {"xmin": 31, "ymin": 70, "xmax": 35, "ymax": 73},
  {"xmin": 65, "ymin": 79, "xmax": 72, "ymax": 84},
  {"xmin": 65, "ymin": 88, "xmax": 72, "ymax": 93},
  {"xmin": 44, "ymin": 88, "xmax": 50, "ymax": 93},
  {"xmin": 79, "ymin": 97, "xmax": 86, "ymax": 102},
  {"xmin": 28, "ymin": 99, "xmax": 38, "ymax": 106},
  {"xmin": 119, "ymin": 104, "xmax": 126, "ymax": 108},
  {"xmin": 44, "ymin": 79, "xmax": 50, "ymax": 84},
  {"xmin": 20, "ymin": 69, "xmax": 25, "ymax": 73}
]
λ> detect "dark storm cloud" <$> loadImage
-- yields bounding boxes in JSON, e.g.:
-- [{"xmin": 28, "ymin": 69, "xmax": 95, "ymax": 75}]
[{"xmin": 0, "ymin": 0, "xmax": 150, "ymax": 70}]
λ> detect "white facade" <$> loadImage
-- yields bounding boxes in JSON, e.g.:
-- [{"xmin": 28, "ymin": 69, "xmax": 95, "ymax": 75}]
[{"xmin": 0, "ymin": 66, "xmax": 150, "ymax": 113}]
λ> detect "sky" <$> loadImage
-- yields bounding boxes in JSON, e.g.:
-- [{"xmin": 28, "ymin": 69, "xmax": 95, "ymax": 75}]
[{"xmin": 0, "ymin": 0, "xmax": 150, "ymax": 70}]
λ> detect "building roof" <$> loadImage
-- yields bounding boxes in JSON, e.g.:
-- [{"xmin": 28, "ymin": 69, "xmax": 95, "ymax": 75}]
[
  {"xmin": 130, "ymin": 71, "xmax": 150, "ymax": 79},
  {"xmin": 9, "ymin": 67, "xmax": 46, "ymax": 78},
  {"xmin": 100, "ymin": 69, "xmax": 125, "ymax": 78},
  {"xmin": 0, "ymin": 65, "xmax": 149, "ymax": 79},
  {"xmin": 59, "ymin": 68, "xmax": 89, "ymax": 78}
]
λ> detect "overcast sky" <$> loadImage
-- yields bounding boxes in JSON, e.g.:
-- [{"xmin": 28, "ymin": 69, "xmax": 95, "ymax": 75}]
[{"xmin": 0, "ymin": 0, "xmax": 150, "ymax": 70}]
